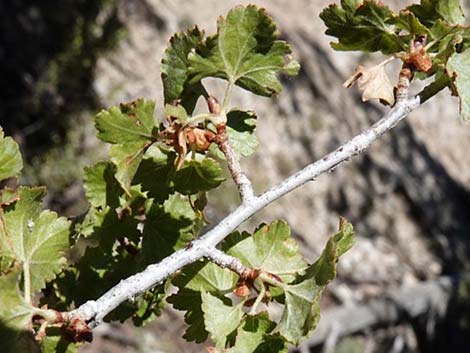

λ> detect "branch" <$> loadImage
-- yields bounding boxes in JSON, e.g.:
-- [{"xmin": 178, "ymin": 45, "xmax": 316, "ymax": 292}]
[
  {"xmin": 293, "ymin": 276, "xmax": 454, "ymax": 351},
  {"xmin": 216, "ymin": 124, "xmax": 255, "ymax": 203},
  {"xmin": 69, "ymin": 86, "xmax": 447, "ymax": 329},
  {"xmin": 202, "ymin": 246, "xmax": 248, "ymax": 276},
  {"xmin": 208, "ymin": 94, "xmax": 255, "ymax": 203}
]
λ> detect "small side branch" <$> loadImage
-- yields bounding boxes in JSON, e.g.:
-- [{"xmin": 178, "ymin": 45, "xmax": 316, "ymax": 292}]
[
  {"xmin": 216, "ymin": 124, "xmax": 255, "ymax": 203},
  {"xmin": 202, "ymin": 246, "xmax": 248, "ymax": 276}
]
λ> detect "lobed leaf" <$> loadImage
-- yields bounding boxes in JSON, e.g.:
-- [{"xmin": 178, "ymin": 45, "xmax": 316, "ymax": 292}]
[
  {"xmin": 0, "ymin": 271, "xmax": 34, "ymax": 353},
  {"xmin": 407, "ymin": 0, "xmax": 466, "ymax": 27},
  {"xmin": 161, "ymin": 27, "xmax": 207, "ymax": 113},
  {"xmin": 320, "ymin": 0, "xmax": 406, "ymax": 54},
  {"xmin": 83, "ymin": 161, "xmax": 122, "ymax": 209},
  {"xmin": 168, "ymin": 260, "xmax": 238, "ymax": 343},
  {"xmin": 201, "ymin": 291, "xmax": 244, "ymax": 348},
  {"xmin": 173, "ymin": 158, "xmax": 225, "ymax": 195},
  {"xmin": 142, "ymin": 194, "xmax": 202, "ymax": 264},
  {"xmin": 95, "ymin": 99, "xmax": 156, "ymax": 144},
  {"xmin": 109, "ymin": 141, "xmax": 150, "ymax": 195},
  {"xmin": 0, "ymin": 187, "xmax": 71, "ymax": 294},
  {"xmin": 227, "ymin": 313, "xmax": 287, "ymax": 353},
  {"xmin": 0, "ymin": 128, "xmax": 23, "ymax": 181},
  {"xmin": 188, "ymin": 5, "xmax": 299, "ymax": 97},
  {"xmin": 223, "ymin": 220, "xmax": 308, "ymax": 283},
  {"xmin": 277, "ymin": 219, "xmax": 355, "ymax": 344},
  {"xmin": 447, "ymin": 49, "xmax": 470, "ymax": 120}
]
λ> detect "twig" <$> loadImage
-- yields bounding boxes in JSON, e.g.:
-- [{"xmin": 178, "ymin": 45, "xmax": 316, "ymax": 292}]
[
  {"xmin": 67, "ymin": 81, "xmax": 448, "ymax": 329},
  {"xmin": 216, "ymin": 124, "xmax": 255, "ymax": 203},
  {"xmin": 202, "ymin": 247, "xmax": 248, "ymax": 276}
]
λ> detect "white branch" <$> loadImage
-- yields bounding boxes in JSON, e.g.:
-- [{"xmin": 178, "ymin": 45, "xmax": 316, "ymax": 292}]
[
  {"xmin": 217, "ymin": 129, "xmax": 255, "ymax": 203},
  {"xmin": 69, "ymin": 97, "xmax": 421, "ymax": 328},
  {"xmin": 203, "ymin": 247, "xmax": 248, "ymax": 276}
]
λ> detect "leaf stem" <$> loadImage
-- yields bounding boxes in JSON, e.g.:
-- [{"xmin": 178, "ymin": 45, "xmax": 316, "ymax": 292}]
[
  {"xmin": 249, "ymin": 281, "xmax": 266, "ymax": 315},
  {"xmin": 23, "ymin": 262, "xmax": 31, "ymax": 304},
  {"xmin": 222, "ymin": 81, "xmax": 234, "ymax": 112}
]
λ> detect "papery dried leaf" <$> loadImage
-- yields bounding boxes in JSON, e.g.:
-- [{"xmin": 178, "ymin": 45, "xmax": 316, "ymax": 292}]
[{"xmin": 344, "ymin": 63, "xmax": 395, "ymax": 105}]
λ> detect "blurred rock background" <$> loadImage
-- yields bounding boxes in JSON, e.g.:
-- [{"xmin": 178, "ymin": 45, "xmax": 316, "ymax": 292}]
[{"xmin": 1, "ymin": 0, "xmax": 469, "ymax": 352}]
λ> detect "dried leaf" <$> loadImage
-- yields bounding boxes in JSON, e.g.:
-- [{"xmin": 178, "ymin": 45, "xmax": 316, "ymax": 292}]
[{"xmin": 344, "ymin": 63, "xmax": 395, "ymax": 105}]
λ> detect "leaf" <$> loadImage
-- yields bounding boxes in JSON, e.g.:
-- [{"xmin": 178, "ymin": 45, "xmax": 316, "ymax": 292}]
[
  {"xmin": 227, "ymin": 110, "xmax": 258, "ymax": 157},
  {"xmin": 343, "ymin": 62, "xmax": 395, "ymax": 105},
  {"xmin": 142, "ymin": 194, "xmax": 201, "ymax": 264},
  {"xmin": 227, "ymin": 313, "xmax": 287, "ymax": 353},
  {"xmin": 391, "ymin": 10, "xmax": 430, "ymax": 36},
  {"xmin": 161, "ymin": 27, "xmax": 207, "ymax": 113},
  {"xmin": 41, "ymin": 329, "xmax": 78, "ymax": 353},
  {"xmin": 164, "ymin": 103, "xmax": 189, "ymax": 124},
  {"xmin": 223, "ymin": 221, "xmax": 308, "ymax": 283},
  {"xmin": 201, "ymin": 291, "xmax": 244, "ymax": 348},
  {"xmin": 83, "ymin": 162, "xmax": 122, "ymax": 209},
  {"xmin": 0, "ymin": 128, "xmax": 23, "ymax": 181},
  {"xmin": 0, "ymin": 187, "xmax": 71, "ymax": 294},
  {"xmin": 173, "ymin": 158, "xmax": 225, "ymax": 195},
  {"xmin": 109, "ymin": 141, "xmax": 150, "ymax": 195},
  {"xmin": 408, "ymin": 0, "xmax": 466, "ymax": 27},
  {"xmin": 320, "ymin": 0, "xmax": 406, "ymax": 54},
  {"xmin": 133, "ymin": 146, "xmax": 176, "ymax": 203},
  {"xmin": 168, "ymin": 260, "xmax": 238, "ymax": 343},
  {"xmin": 0, "ymin": 187, "xmax": 20, "ymax": 207},
  {"xmin": 95, "ymin": 99, "xmax": 156, "ymax": 144},
  {"xmin": 277, "ymin": 219, "xmax": 355, "ymax": 344},
  {"xmin": 188, "ymin": 5, "xmax": 299, "ymax": 97},
  {"xmin": 0, "ymin": 271, "xmax": 34, "ymax": 353},
  {"xmin": 447, "ymin": 49, "xmax": 470, "ymax": 120}
]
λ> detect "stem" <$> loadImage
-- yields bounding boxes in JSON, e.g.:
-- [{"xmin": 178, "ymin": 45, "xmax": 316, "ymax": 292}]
[
  {"xmin": 216, "ymin": 124, "xmax": 255, "ymax": 203},
  {"xmin": 203, "ymin": 247, "xmax": 247, "ymax": 276},
  {"xmin": 23, "ymin": 262, "xmax": 31, "ymax": 304},
  {"xmin": 69, "ymin": 94, "xmax": 424, "ymax": 329},
  {"xmin": 249, "ymin": 281, "xmax": 266, "ymax": 315},
  {"xmin": 222, "ymin": 81, "xmax": 234, "ymax": 112}
]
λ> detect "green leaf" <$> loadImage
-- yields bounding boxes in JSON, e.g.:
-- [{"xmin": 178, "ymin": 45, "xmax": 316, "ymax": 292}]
[
  {"xmin": 0, "ymin": 187, "xmax": 71, "ymax": 294},
  {"xmin": 142, "ymin": 194, "xmax": 201, "ymax": 264},
  {"xmin": 223, "ymin": 221, "xmax": 308, "ymax": 283},
  {"xmin": 227, "ymin": 313, "xmax": 287, "ymax": 353},
  {"xmin": 133, "ymin": 146, "xmax": 176, "ymax": 203},
  {"xmin": 320, "ymin": 0, "xmax": 406, "ymax": 54},
  {"xmin": 447, "ymin": 49, "xmax": 470, "ymax": 120},
  {"xmin": 391, "ymin": 10, "xmax": 430, "ymax": 36},
  {"xmin": 173, "ymin": 158, "xmax": 225, "ymax": 195},
  {"xmin": 188, "ymin": 5, "xmax": 299, "ymax": 97},
  {"xmin": 109, "ymin": 141, "xmax": 150, "ymax": 195},
  {"xmin": 41, "ymin": 329, "xmax": 78, "ymax": 353},
  {"xmin": 83, "ymin": 161, "xmax": 122, "ymax": 209},
  {"xmin": 0, "ymin": 187, "xmax": 20, "ymax": 207},
  {"xmin": 277, "ymin": 219, "xmax": 355, "ymax": 344},
  {"xmin": 95, "ymin": 99, "xmax": 156, "ymax": 144},
  {"xmin": 164, "ymin": 104, "xmax": 189, "ymax": 124},
  {"xmin": 201, "ymin": 291, "xmax": 244, "ymax": 348},
  {"xmin": 227, "ymin": 110, "xmax": 258, "ymax": 157},
  {"xmin": 161, "ymin": 27, "xmax": 207, "ymax": 113},
  {"xmin": 0, "ymin": 129, "xmax": 23, "ymax": 181},
  {"xmin": 0, "ymin": 271, "xmax": 34, "ymax": 353},
  {"xmin": 168, "ymin": 260, "xmax": 238, "ymax": 343},
  {"xmin": 408, "ymin": 0, "xmax": 466, "ymax": 27}
]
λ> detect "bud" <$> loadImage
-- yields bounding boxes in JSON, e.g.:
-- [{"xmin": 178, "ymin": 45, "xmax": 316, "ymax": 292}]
[{"xmin": 207, "ymin": 95, "xmax": 222, "ymax": 115}]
